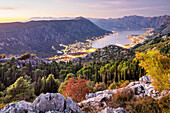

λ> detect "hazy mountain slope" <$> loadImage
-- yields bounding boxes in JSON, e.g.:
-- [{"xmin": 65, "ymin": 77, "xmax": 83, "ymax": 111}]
[
  {"xmin": 153, "ymin": 19, "xmax": 170, "ymax": 35},
  {"xmin": 0, "ymin": 17, "xmax": 111, "ymax": 58},
  {"xmin": 94, "ymin": 15, "xmax": 170, "ymax": 30}
]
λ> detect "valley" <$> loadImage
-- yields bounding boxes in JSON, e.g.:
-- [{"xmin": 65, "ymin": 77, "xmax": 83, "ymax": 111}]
[
  {"xmin": 0, "ymin": 14, "xmax": 169, "ymax": 113},
  {"xmin": 47, "ymin": 28, "xmax": 154, "ymax": 62}
]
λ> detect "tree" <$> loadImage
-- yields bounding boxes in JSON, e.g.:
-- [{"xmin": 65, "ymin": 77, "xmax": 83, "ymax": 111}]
[
  {"xmin": 41, "ymin": 76, "xmax": 47, "ymax": 93},
  {"xmin": 6, "ymin": 77, "xmax": 35, "ymax": 101},
  {"xmin": 94, "ymin": 65, "xmax": 99, "ymax": 83},
  {"xmin": 136, "ymin": 50, "xmax": 170, "ymax": 91},
  {"xmin": 64, "ymin": 77, "xmax": 89, "ymax": 102},
  {"xmin": 34, "ymin": 69, "xmax": 44, "ymax": 82},
  {"xmin": 34, "ymin": 77, "xmax": 42, "ymax": 96},
  {"xmin": 93, "ymin": 82, "xmax": 107, "ymax": 92},
  {"xmin": 46, "ymin": 74, "xmax": 60, "ymax": 93},
  {"xmin": 58, "ymin": 81, "xmax": 67, "ymax": 94},
  {"xmin": 64, "ymin": 73, "xmax": 75, "ymax": 81}
]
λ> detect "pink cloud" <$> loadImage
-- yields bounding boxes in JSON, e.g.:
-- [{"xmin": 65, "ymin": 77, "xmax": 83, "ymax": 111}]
[{"xmin": 0, "ymin": 7, "xmax": 15, "ymax": 10}]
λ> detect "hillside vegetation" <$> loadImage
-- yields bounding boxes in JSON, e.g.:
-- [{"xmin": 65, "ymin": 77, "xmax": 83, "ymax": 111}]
[{"xmin": 0, "ymin": 17, "xmax": 111, "ymax": 58}]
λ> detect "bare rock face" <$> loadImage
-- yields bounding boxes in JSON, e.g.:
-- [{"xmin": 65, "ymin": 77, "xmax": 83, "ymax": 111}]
[
  {"xmin": 100, "ymin": 107, "xmax": 128, "ymax": 113},
  {"xmin": 65, "ymin": 97, "xmax": 82, "ymax": 113},
  {"xmin": 33, "ymin": 93, "xmax": 65, "ymax": 112},
  {"xmin": 1, "ymin": 93, "xmax": 84, "ymax": 113},
  {"xmin": 0, "ymin": 100, "xmax": 35, "ymax": 113},
  {"xmin": 139, "ymin": 75, "xmax": 151, "ymax": 83}
]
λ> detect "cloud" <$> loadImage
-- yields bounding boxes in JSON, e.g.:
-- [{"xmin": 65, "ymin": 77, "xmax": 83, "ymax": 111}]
[
  {"xmin": 87, "ymin": 0, "xmax": 122, "ymax": 8},
  {"xmin": 0, "ymin": 7, "xmax": 15, "ymax": 10}
]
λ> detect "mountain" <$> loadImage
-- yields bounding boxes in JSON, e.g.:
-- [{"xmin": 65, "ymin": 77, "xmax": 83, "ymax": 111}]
[
  {"xmin": 153, "ymin": 19, "xmax": 170, "ymax": 35},
  {"xmin": 94, "ymin": 15, "xmax": 170, "ymax": 30},
  {"xmin": 21, "ymin": 17, "xmax": 75, "ymax": 22},
  {"xmin": 0, "ymin": 17, "xmax": 111, "ymax": 58},
  {"xmin": 133, "ymin": 34, "xmax": 170, "ymax": 56}
]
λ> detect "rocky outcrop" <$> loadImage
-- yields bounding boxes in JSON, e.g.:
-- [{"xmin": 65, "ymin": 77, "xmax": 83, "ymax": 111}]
[
  {"xmin": 1, "ymin": 76, "xmax": 169, "ymax": 113},
  {"xmin": 0, "ymin": 101, "xmax": 34, "ymax": 113},
  {"xmin": 0, "ymin": 54, "xmax": 50, "ymax": 68},
  {"xmin": 16, "ymin": 55, "xmax": 50, "ymax": 68},
  {"xmin": 1, "ymin": 93, "xmax": 84, "ymax": 113},
  {"xmin": 100, "ymin": 107, "xmax": 128, "ymax": 113},
  {"xmin": 78, "ymin": 75, "xmax": 168, "ymax": 111}
]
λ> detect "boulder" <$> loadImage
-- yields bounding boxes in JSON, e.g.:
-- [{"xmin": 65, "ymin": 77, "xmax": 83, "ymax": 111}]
[
  {"xmin": 65, "ymin": 97, "xmax": 84, "ymax": 113},
  {"xmin": 0, "ymin": 100, "xmax": 35, "ymax": 113},
  {"xmin": 33, "ymin": 93, "xmax": 65, "ymax": 112},
  {"xmin": 139, "ymin": 75, "xmax": 151, "ymax": 83},
  {"xmin": 1, "ymin": 93, "xmax": 84, "ymax": 113},
  {"xmin": 100, "ymin": 107, "xmax": 128, "ymax": 113}
]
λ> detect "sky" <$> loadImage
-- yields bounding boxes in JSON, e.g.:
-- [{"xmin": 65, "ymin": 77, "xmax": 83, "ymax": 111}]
[{"xmin": 0, "ymin": 0, "xmax": 170, "ymax": 22}]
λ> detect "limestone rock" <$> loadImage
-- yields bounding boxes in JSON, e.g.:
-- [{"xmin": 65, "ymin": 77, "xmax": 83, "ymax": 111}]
[
  {"xmin": 100, "ymin": 107, "xmax": 128, "ymax": 113},
  {"xmin": 33, "ymin": 93, "xmax": 65, "ymax": 112},
  {"xmin": 65, "ymin": 97, "xmax": 84, "ymax": 113},
  {"xmin": 0, "ymin": 100, "xmax": 35, "ymax": 113},
  {"xmin": 139, "ymin": 75, "xmax": 151, "ymax": 83},
  {"xmin": 1, "ymin": 93, "xmax": 84, "ymax": 113}
]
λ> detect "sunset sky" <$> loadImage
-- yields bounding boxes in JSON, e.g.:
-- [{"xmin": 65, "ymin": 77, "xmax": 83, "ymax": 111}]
[{"xmin": 0, "ymin": 0, "xmax": 170, "ymax": 22}]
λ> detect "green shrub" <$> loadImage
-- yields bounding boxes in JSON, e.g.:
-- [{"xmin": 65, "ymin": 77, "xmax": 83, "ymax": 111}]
[
  {"xmin": 93, "ymin": 82, "xmax": 107, "ymax": 92},
  {"xmin": 18, "ymin": 52, "xmax": 31, "ymax": 60}
]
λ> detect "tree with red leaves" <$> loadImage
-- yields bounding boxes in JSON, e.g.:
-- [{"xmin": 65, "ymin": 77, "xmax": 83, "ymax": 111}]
[{"xmin": 64, "ymin": 77, "xmax": 89, "ymax": 102}]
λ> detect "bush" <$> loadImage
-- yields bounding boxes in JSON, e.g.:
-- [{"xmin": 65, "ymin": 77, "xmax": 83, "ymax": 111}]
[
  {"xmin": 5, "ymin": 77, "xmax": 35, "ymax": 103},
  {"xmin": 0, "ymin": 103, "xmax": 6, "ymax": 110},
  {"xmin": 0, "ymin": 92, "xmax": 4, "ymax": 97},
  {"xmin": 109, "ymin": 88, "xmax": 169, "ymax": 113},
  {"xmin": 18, "ymin": 52, "xmax": 31, "ymax": 60},
  {"xmin": 126, "ymin": 97, "xmax": 162, "ymax": 113},
  {"xmin": 64, "ymin": 73, "xmax": 75, "ymax": 81},
  {"xmin": 158, "ymin": 95, "xmax": 170, "ymax": 113},
  {"xmin": 120, "ymin": 80, "xmax": 130, "ymax": 88},
  {"xmin": 86, "ymin": 80, "xmax": 95, "ymax": 93},
  {"xmin": 108, "ymin": 82, "xmax": 119, "ymax": 90},
  {"xmin": 64, "ymin": 77, "xmax": 89, "ymax": 102},
  {"xmin": 58, "ymin": 81, "xmax": 67, "ymax": 95},
  {"xmin": 109, "ymin": 88, "xmax": 135, "ymax": 108},
  {"xmin": 93, "ymin": 82, "xmax": 107, "ymax": 92}
]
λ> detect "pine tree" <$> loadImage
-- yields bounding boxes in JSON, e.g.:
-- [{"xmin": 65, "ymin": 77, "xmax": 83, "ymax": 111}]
[
  {"xmin": 6, "ymin": 77, "xmax": 35, "ymax": 101},
  {"xmin": 41, "ymin": 76, "xmax": 47, "ymax": 93}
]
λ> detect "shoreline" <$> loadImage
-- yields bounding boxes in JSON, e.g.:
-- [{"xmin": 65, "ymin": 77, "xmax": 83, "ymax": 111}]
[{"xmin": 46, "ymin": 29, "xmax": 154, "ymax": 62}]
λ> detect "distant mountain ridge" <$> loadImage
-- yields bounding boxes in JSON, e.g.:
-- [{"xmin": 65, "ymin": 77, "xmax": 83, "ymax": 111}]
[
  {"xmin": 20, "ymin": 15, "xmax": 170, "ymax": 31},
  {"xmin": 94, "ymin": 15, "xmax": 170, "ymax": 30},
  {"xmin": 0, "ymin": 17, "xmax": 111, "ymax": 58},
  {"xmin": 153, "ymin": 19, "xmax": 170, "ymax": 35}
]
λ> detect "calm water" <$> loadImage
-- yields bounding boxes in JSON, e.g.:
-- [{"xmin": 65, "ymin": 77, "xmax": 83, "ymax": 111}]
[{"xmin": 92, "ymin": 29, "xmax": 148, "ymax": 48}]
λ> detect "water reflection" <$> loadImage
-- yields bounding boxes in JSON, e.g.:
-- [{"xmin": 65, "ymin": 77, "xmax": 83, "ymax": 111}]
[{"xmin": 92, "ymin": 29, "xmax": 148, "ymax": 48}]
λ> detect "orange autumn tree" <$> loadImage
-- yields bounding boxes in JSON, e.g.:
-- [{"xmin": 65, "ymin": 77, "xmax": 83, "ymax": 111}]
[
  {"xmin": 136, "ymin": 50, "xmax": 170, "ymax": 91},
  {"xmin": 64, "ymin": 77, "xmax": 89, "ymax": 102}
]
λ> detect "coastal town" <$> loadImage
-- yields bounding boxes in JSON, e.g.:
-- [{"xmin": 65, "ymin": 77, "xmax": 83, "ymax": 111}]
[
  {"xmin": 116, "ymin": 28, "xmax": 155, "ymax": 48},
  {"xmin": 45, "ymin": 28, "xmax": 155, "ymax": 62}
]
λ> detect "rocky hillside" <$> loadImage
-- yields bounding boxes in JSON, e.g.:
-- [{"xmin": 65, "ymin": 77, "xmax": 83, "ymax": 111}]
[
  {"xmin": 79, "ymin": 75, "xmax": 169, "ymax": 112},
  {"xmin": 1, "ymin": 76, "xmax": 168, "ymax": 113},
  {"xmin": 153, "ymin": 19, "xmax": 170, "ymax": 35},
  {"xmin": 0, "ymin": 53, "xmax": 49, "ymax": 68},
  {"xmin": 94, "ymin": 15, "xmax": 170, "ymax": 30},
  {"xmin": 133, "ymin": 34, "xmax": 170, "ymax": 55},
  {"xmin": 72, "ymin": 45, "xmax": 135, "ymax": 63},
  {"xmin": 0, "ymin": 17, "xmax": 111, "ymax": 58}
]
